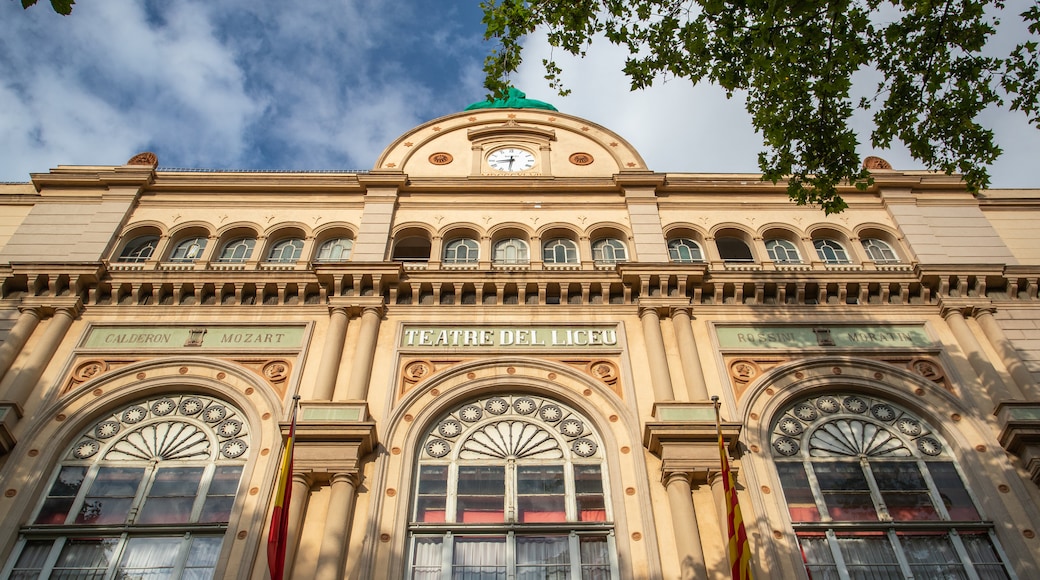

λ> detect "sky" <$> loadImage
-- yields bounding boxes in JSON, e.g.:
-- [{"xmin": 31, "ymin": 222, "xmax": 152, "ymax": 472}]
[{"xmin": 2, "ymin": 0, "xmax": 1038, "ymax": 188}]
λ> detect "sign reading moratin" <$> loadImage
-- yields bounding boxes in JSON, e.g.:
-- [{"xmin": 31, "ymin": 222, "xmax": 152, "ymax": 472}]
[
  {"xmin": 401, "ymin": 325, "xmax": 619, "ymax": 348},
  {"xmin": 715, "ymin": 324, "xmax": 933, "ymax": 349},
  {"xmin": 82, "ymin": 325, "xmax": 306, "ymax": 349}
]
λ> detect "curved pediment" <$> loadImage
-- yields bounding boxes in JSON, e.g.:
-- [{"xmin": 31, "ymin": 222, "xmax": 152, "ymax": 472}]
[{"xmin": 374, "ymin": 108, "xmax": 647, "ymax": 178}]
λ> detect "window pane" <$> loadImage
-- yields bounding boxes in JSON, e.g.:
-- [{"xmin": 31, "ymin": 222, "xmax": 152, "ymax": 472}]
[
  {"xmin": 452, "ymin": 537, "xmax": 505, "ymax": 580},
  {"xmin": 813, "ymin": 463, "xmax": 877, "ymax": 521},
  {"xmin": 517, "ymin": 536, "xmax": 570, "ymax": 580},
  {"xmin": 36, "ymin": 466, "xmax": 87, "ymax": 524},
  {"xmin": 574, "ymin": 465, "xmax": 607, "ymax": 522},
  {"xmin": 76, "ymin": 467, "xmax": 145, "ymax": 524},
  {"xmin": 579, "ymin": 537, "xmax": 610, "ymax": 580},
  {"xmin": 53, "ymin": 537, "xmax": 119, "ymax": 578},
  {"xmin": 138, "ymin": 467, "xmax": 204, "ymax": 525},
  {"xmin": 927, "ymin": 463, "xmax": 980, "ymax": 520},
  {"xmin": 899, "ymin": 534, "xmax": 968, "ymax": 579},
  {"xmin": 183, "ymin": 536, "xmax": 222, "ymax": 579},
  {"xmin": 416, "ymin": 465, "xmax": 449, "ymax": 523},
  {"xmin": 410, "ymin": 537, "xmax": 443, "ymax": 580},
  {"xmin": 799, "ymin": 535, "xmax": 841, "ymax": 580},
  {"xmin": 834, "ymin": 533, "xmax": 902, "ymax": 579},
  {"xmin": 776, "ymin": 463, "xmax": 820, "ymax": 522},
  {"xmin": 456, "ymin": 466, "xmax": 505, "ymax": 523},
  {"xmin": 517, "ymin": 466, "xmax": 566, "ymax": 522},
  {"xmin": 10, "ymin": 540, "xmax": 52, "ymax": 579},
  {"xmin": 118, "ymin": 537, "xmax": 182, "ymax": 579},
  {"xmin": 871, "ymin": 461, "xmax": 939, "ymax": 521},
  {"xmin": 199, "ymin": 466, "xmax": 243, "ymax": 524},
  {"xmin": 961, "ymin": 533, "xmax": 1011, "ymax": 580}
]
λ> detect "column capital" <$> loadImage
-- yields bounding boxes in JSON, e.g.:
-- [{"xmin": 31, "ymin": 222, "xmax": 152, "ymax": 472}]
[
  {"xmin": 15, "ymin": 304, "xmax": 43, "ymax": 318},
  {"xmin": 938, "ymin": 297, "xmax": 984, "ymax": 319},
  {"xmin": 971, "ymin": 305, "xmax": 998, "ymax": 318},
  {"xmin": 662, "ymin": 471, "xmax": 694, "ymax": 487},
  {"xmin": 669, "ymin": 305, "xmax": 694, "ymax": 319},
  {"xmin": 291, "ymin": 471, "xmax": 315, "ymax": 488},
  {"xmin": 18, "ymin": 296, "xmax": 84, "ymax": 318},
  {"xmin": 330, "ymin": 471, "xmax": 361, "ymax": 487}
]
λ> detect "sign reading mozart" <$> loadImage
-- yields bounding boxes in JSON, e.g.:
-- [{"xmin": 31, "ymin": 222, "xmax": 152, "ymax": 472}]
[
  {"xmin": 715, "ymin": 324, "xmax": 933, "ymax": 349},
  {"xmin": 401, "ymin": 325, "xmax": 619, "ymax": 348},
  {"xmin": 82, "ymin": 325, "xmax": 307, "ymax": 350}
]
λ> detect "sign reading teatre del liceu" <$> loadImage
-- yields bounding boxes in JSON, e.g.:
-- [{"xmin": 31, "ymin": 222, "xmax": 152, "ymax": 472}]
[
  {"xmin": 82, "ymin": 326, "xmax": 306, "ymax": 350},
  {"xmin": 401, "ymin": 325, "xmax": 619, "ymax": 348}
]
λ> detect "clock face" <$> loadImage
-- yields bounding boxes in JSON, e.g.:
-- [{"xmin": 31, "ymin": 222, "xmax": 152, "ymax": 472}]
[{"xmin": 487, "ymin": 148, "xmax": 536, "ymax": 172}]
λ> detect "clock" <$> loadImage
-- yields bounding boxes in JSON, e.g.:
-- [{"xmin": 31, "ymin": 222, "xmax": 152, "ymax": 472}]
[{"xmin": 487, "ymin": 148, "xmax": 536, "ymax": 172}]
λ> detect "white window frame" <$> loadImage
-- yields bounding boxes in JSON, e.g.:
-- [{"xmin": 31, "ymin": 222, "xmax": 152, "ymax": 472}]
[
  {"xmin": 667, "ymin": 238, "xmax": 705, "ymax": 263},
  {"xmin": 813, "ymin": 239, "xmax": 851, "ymax": 264},
  {"xmin": 267, "ymin": 238, "xmax": 304, "ymax": 263},
  {"xmin": 315, "ymin": 237, "xmax": 353, "ymax": 262},
  {"xmin": 168, "ymin": 236, "xmax": 208, "ymax": 263},
  {"xmin": 217, "ymin": 238, "xmax": 256, "ymax": 263},
  {"xmin": 117, "ymin": 235, "xmax": 159, "ymax": 263},
  {"xmin": 861, "ymin": 238, "xmax": 900, "ymax": 264},
  {"xmin": 592, "ymin": 238, "xmax": 628, "ymax": 264},
  {"xmin": 443, "ymin": 238, "xmax": 479, "ymax": 264},
  {"xmin": 765, "ymin": 239, "xmax": 802, "ymax": 264},
  {"xmin": 492, "ymin": 238, "xmax": 530, "ymax": 265},
  {"xmin": 543, "ymin": 238, "xmax": 579, "ymax": 264}
]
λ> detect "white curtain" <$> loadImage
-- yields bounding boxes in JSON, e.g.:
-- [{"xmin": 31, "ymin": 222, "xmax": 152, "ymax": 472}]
[
  {"xmin": 410, "ymin": 537, "xmax": 443, "ymax": 580},
  {"xmin": 116, "ymin": 537, "xmax": 181, "ymax": 579},
  {"xmin": 578, "ymin": 537, "xmax": 610, "ymax": 580},
  {"xmin": 961, "ymin": 534, "xmax": 1011, "ymax": 580},
  {"xmin": 452, "ymin": 537, "xmax": 505, "ymax": 580},
  {"xmin": 835, "ymin": 536, "xmax": 903, "ymax": 580},
  {"xmin": 900, "ymin": 535, "xmax": 968, "ymax": 579},
  {"xmin": 516, "ymin": 536, "xmax": 569, "ymax": 579}
]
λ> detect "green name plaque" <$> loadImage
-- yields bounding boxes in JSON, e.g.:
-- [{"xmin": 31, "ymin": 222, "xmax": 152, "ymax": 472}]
[
  {"xmin": 716, "ymin": 324, "xmax": 932, "ymax": 349},
  {"xmin": 83, "ymin": 325, "xmax": 306, "ymax": 350}
]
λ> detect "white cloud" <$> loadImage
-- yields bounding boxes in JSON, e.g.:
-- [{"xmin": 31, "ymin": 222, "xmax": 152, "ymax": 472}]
[{"xmin": 511, "ymin": 28, "xmax": 1040, "ymax": 188}]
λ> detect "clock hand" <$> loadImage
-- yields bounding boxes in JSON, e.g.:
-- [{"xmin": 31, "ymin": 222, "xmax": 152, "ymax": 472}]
[{"xmin": 508, "ymin": 156, "xmax": 515, "ymax": 170}]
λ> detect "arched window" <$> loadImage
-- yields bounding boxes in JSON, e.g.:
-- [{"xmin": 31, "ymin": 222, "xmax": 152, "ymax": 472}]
[
  {"xmin": 765, "ymin": 239, "xmax": 802, "ymax": 264},
  {"xmin": 217, "ymin": 238, "xmax": 255, "ymax": 263},
  {"xmin": 668, "ymin": 238, "xmax": 704, "ymax": 263},
  {"xmin": 543, "ymin": 238, "xmax": 579, "ymax": 264},
  {"xmin": 717, "ymin": 237, "xmax": 754, "ymax": 262},
  {"xmin": 592, "ymin": 238, "xmax": 628, "ymax": 264},
  {"xmin": 168, "ymin": 237, "xmax": 208, "ymax": 263},
  {"xmin": 117, "ymin": 236, "xmax": 159, "ymax": 263},
  {"xmin": 4, "ymin": 394, "xmax": 249, "ymax": 578},
  {"xmin": 492, "ymin": 238, "xmax": 529, "ymax": 265},
  {"xmin": 861, "ymin": 238, "xmax": 900, "ymax": 264},
  {"xmin": 408, "ymin": 394, "xmax": 616, "ymax": 579},
  {"xmin": 267, "ymin": 238, "xmax": 304, "ymax": 263},
  {"xmin": 443, "ymin": 239, "xmax": 479, "ymax": 264},
  {"xmin": 315, "ymin": 237, "xmax": 353, "ymax": 262},
  {"xmin": 813, "ymin": 239, "xmax": 850, "ymax": 264},
  {"xmin": 772, "ymin": 393, "xmax": 1012, "ymax": 579}
]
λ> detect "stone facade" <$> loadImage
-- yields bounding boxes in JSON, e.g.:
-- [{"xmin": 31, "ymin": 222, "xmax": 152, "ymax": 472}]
[{"xmin": 0, "ymin": 107, "xmax": 1039, "ymax": 579}]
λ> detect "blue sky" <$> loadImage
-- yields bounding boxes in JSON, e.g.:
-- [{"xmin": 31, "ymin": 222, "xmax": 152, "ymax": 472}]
[{"xmin": 2, "ymin": 0, "xmax": 1039, "ymax": 188}]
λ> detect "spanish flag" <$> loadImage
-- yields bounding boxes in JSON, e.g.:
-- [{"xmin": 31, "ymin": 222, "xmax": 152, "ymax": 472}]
[
  {"xmin": 268, "ymin": 396, "xmax": 300, "ymax": 580},
  {"xmin": 715, "ymin": 398, "xmax": 754, "ymax": 580}
]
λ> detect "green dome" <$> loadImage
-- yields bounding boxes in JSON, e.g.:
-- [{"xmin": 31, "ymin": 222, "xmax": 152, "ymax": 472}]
[{"xmin": 465, "ymin": 87, "xmax": 558, "ymax": 111}]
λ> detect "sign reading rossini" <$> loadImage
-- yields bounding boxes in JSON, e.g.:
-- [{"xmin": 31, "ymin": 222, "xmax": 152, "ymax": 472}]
[
  {"xmin": 715, "ymin": 324, "xmax": 933, "ymax": 349},
  {"xmin": 82, "ymin": 325, "xmax": 306, "ymax": 350},
  {"xmin": 401, "ymin": 325, "xmax": 619, "ymax": 348}
]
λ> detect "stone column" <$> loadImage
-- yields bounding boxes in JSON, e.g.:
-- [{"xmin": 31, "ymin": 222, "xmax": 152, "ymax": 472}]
[
  {"xmin": 943, "ymin": 306, "xmax": 1018, "ymax": 401},
  {"xmin": 285, "ymin": 472, "xmax": 314, "ymax": 576},
  {"xmin": 640, "ymin": 306, "xmax": 676, "ymax": 401},
  {"xmin": 708, "ymin": 471, "xmax": 728, "ymax": 547},
  {"xmin": 670, "ymin": 307, "xmax": 709, "ymax": 400},
  {"xmin": 1, "ymin": 303, "xmax": 81, "ymax": 408},
  {"xmin": 0, "ymin": 306, "xmax": 42, "ymax": 381},
  {"xmin": 974, "ymin": 307, "xmax": 1035, "ymax": 399},
  {"xmin": 314, "ymin": 472, "xmax": 360, "ymax": 580},
  {"xmin": 664, "ymin": 472, "xmax": 707, "ymax": 580},
  {"xmin": 314, "ymin": 306, "xmax": 350, "ymax": 401},
  {"xmin": 345, "ymin": 304, "xmax": 384, "ymax": 401}
]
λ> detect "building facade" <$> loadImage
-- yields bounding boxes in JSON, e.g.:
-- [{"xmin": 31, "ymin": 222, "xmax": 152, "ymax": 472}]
[{"xmin": 1, "ymin": 102, "xmax": 1039, "ymax": 579}]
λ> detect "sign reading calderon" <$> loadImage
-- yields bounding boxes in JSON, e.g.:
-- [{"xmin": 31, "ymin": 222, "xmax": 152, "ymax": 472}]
[
  {"xmin": 401, "ymin": 325, "xmax": 619, "ymax": 348},
  {"xmin": 82, "ymin": 325, "xmax": 306, "ymax": 349}
]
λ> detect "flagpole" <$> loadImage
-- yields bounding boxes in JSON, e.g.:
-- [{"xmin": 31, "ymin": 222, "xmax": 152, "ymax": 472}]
[
  {"xmin": 268, "ymin": 395, "xmax": 300, "ymax": 580},
  {"xmin": 713, "ymin": 395, "xmax": 754, "ymax": 580}
]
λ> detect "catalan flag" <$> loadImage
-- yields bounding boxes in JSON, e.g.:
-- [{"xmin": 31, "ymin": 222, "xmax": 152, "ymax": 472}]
[
  {"xmin": 268, "ymin": 396, "xmax": 300, "ymax": 580},
  {"xmin": 715, "ymin": 398, "xmax": 754, "ymax": 580}
]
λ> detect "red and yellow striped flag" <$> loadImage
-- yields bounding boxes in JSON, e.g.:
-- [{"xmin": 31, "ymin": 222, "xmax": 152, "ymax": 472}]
[
  {"xmin": 268, "ymin": 396, "xmax": 300, "ymax": 580},
  {"xmin": 715, "ymin": 399, "xmax": 754, "ymax": 580}
]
